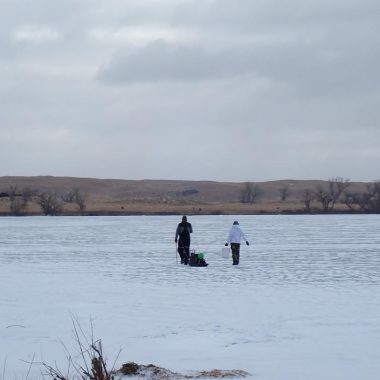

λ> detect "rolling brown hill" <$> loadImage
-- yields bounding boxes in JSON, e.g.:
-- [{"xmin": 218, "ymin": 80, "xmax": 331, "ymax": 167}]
[
  {"xmin": 0, "ymin": 176, "xmax": 368, "ymax": 201},
  {"xmin": 0, "ymin": 176, "xmax": 370, "ymax": 215}
]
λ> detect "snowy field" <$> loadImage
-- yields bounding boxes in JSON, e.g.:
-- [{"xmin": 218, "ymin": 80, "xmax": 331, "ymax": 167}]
[{"xmin": 1, "ymin": 215, "xmax": 380, "ymax": 380}]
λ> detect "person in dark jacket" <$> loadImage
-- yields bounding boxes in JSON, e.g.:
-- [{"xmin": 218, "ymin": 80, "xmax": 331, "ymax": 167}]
[{"xmin": 175, "ymin": 215, "xmax": 193, "ymax": 265}]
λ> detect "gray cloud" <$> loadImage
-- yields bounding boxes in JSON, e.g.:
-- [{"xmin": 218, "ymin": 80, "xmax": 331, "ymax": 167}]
[
  {"xmin": 98, "ymin": 41, "xmax": 251, "ymax": 83},
  {"xmin": 98, "ymin": 13, "xmax": 380, "ymax": 96},
  {"xmin": 0, "ymin": 0, "xmax": 379, "ymax": 181}
]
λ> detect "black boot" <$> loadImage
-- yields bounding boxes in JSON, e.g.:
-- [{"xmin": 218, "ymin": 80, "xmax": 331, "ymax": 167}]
[{"xmin": 178, "ymin": 249, "xmax": 185, "ymax": 264}]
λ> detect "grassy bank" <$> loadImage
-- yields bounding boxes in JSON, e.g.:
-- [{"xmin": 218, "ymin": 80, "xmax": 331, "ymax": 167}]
[{"xmin": 0, "ymin": 198, "xmax": 367, "ymax": 216}]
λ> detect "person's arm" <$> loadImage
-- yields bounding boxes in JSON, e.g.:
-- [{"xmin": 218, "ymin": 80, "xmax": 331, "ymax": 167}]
[
  {"xmin": 175, "ymin": 225, "xmax": 180, "ymax": 243},
  {"xmin": 240, "ymin": 228, "xmax": 249, "ymax": 245},
  {"xmin": 189, "ymin": 223, "xmax": 193, "ymax": 234}
]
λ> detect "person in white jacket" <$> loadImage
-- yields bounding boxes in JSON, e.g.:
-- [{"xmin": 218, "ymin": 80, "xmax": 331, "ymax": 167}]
[{"xmin": 225, "ymin": 221, "xmax": 249, "ymax": 265}]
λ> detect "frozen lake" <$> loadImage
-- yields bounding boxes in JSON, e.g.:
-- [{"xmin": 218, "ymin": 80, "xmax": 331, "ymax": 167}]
[{"xmin": 1, "ymin": 215, "xmax": 380, "ymax": 380}]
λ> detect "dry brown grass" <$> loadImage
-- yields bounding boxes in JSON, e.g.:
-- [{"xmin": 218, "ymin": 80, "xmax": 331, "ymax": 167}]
[
  {"xmin": 0, "ymin": 176, "xmax": 368, "ymax": 215},
  {"xmin": 0, "ymin": 197, "xmax": 354, "ymax": 216}
]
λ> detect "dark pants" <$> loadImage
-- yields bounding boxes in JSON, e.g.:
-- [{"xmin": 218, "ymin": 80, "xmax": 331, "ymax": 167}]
[
  {"xmin": 231, "ymin": 243, "xmax": 240, "ymax": 265},
  {"xmin": 178, "ymin": 240, "xmax": 190, "ymax": 264}
]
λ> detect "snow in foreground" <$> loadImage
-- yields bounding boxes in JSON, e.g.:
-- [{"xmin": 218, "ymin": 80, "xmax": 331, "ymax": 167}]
[{"xmin": 1, "ymin": 215, "xmax": 380, "ymax": 380}]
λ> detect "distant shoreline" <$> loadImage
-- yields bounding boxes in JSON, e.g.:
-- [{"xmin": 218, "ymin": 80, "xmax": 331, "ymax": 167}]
[
  {"xmin": 1, "ymin": 176, "xmax": 378, "ymax": 216},
  {"xmin": 0, "ymin": 205, "xmax": 375, "ymax": 217}
]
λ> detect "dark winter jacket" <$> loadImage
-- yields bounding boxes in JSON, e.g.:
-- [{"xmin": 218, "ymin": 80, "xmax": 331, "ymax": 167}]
[{"xmin": 175, "ymin": 222, "xmax": 193, "ymax": 245}]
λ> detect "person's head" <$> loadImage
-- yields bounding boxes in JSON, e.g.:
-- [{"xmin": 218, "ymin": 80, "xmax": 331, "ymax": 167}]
[
  {"xmin": 182, "ymin": 215, "xmax": 187, "ymax": 222},
  {"xmin": 233, "ymin": 220, "xmax": 239, "ymax": 225}
]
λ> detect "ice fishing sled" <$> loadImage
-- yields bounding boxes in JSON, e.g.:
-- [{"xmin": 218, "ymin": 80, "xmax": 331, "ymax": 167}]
[{"xmin": 189, "ymin": 250, "xmax": 208, "ymax": 267}]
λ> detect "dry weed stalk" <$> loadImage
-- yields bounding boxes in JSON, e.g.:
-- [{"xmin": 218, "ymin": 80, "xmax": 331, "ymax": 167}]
[
  {"xmin": 40, "ymin": 317, "xmax": 249, "ymax": 380},
  {"xmin": 42, "ymin": 318, "xmax": 120, "ymax": 380}
]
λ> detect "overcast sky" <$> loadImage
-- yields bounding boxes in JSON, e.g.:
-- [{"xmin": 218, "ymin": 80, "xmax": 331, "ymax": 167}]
[{"xmin": 1, "ymin": 0, "xmax": 379, "ymax": 182}]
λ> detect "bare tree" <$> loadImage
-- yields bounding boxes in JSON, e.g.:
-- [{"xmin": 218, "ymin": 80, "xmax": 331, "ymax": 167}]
[
  {"xmin": 72, "ymin": 187, "xmax": 86, "ymax": 215},
  {"xmin": 9, "ymin": 186, "xmax": 23, "ymax": 215},
  {"xmin": 314, "ymin": 185, "xmax": 333, "ymax": 212},
  {"xmin": 328, "ymin": 177, "xmax": 351, "ymax": 209},
  {"xmin": 38, "ymin": 192, "xmax": 63, "ymax": 215},
  {"xmin": 61, "ymin": 191, "xmax": 75, "ymax": 203},
  {"xmin": 367, "ymin": 181, "xmax": 380, "ymax": 213},
  {"xmin": 279, "ymin": 186, "xmax": 290, "ymax": 201},
  {"xmin": 314, "ymin": 177, "xmax": 351, "ymax": 212},
  {"xmin": 358, "ymin": 192, "xmax": 372, "ymax": 212},
  {"xmin": 22, "ymin": 186, "xmax": 35, "ymax": 205},
  {"xmin": 8, "ymin": 186, "xmax": 35, "ymax": 215},
  {"xmin": 343, "ymin": 191, "xmax": 359, "ymax": 210},
  {"xmin": 62, "ymin": 187, "xmax": 87, "ymax": 215},
  {"xmin": 302, "ymin": 188, "xmax": 314, "ymax": 213},
  {"xmin": 240, "ymin": 182, "xmax": 262, "ymax": 203}
]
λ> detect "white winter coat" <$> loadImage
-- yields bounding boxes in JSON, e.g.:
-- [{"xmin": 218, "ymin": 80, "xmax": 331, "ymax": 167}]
[{"xmin": 227, "ymin": 225, "xmax": 247, "ymax": 244}]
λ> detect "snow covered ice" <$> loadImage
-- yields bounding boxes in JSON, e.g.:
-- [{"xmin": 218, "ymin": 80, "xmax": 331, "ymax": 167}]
[{"xmin": 1, "ymin": 215, "xmax": 380, "ymax": 380}]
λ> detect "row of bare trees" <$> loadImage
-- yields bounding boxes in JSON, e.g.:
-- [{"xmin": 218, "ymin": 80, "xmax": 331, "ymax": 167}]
[
  {"xmin": 241, "ymin": 178, "xmax": 380, "ymax": 213},
  {"xmin": 3, "ymin": 186, "xmax": 87, "ymax": 216},
  {"xmin": 342, "ymin": 182, "xmax": 380, "ymax": 213},
  {"xmin": 240, "ymin": 182, "xmax": 262, "ymax": 204},
  {"xmin": 302, "ymin": 177, "xmax": 351, "ymax": 212},
  {"xmin": 302, "ymin": 178, "xmax": 380, "ymax": 213},
  {"xmin": 240, "ymin": 182, "xmax": 295, "ymax": 204}
]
